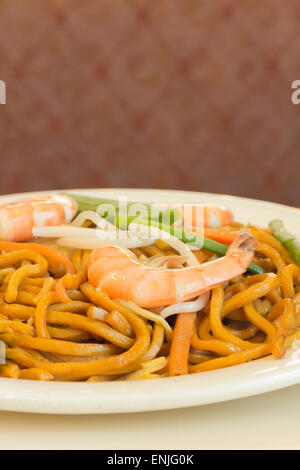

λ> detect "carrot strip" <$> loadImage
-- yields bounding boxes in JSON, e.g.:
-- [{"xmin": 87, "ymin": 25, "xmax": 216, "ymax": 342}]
[
  {"xmin": 169, "ymin": 312, "xmax": 196, "ymax": 376},
  {"xmin": 202, "ymin": 229, "xmax": 239, "ymax": 245},
  {"xmin": 0, "ymin": 240, "xmax": 75, "ymax": 274}
]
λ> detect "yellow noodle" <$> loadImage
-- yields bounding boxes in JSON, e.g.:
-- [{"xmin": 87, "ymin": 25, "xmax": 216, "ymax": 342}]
[
  {"xmin": 243, "ymin": 303, "xmax": 276, "ymax": 343},
  {"xmin": 221, "ymin": 274, "xmax": 280, "ymax": 317},
  {"xmin": 209, "ymin": 286, "xmax": 257, "ymax": 349},
  {"xmin": 197, "ymin": 315, "xmax": 212, "ymax": 340},
  {"xmin": 49, "ymin": 301, "xmax": 91, "ymax": 313},
  {"xmin": 279, "ymin": 264, "xmax": 300, "ymax": 299},
  {"xmin": 225, "ymin": 325, "xmax": 258, "ymax": 340},
  {"xmin": 250, "ymin": 229, "xmax": 297, "ymax": 265},
  {"xmin": 48, "ymin": 326, "xmax": 91, "ymax": 342},
  {"xmin": 21, "ymin": 285, "xmax": 41, "ymax": 294},
  {"xmin": 104, "ymin": 309, "xmax": 134, "ymax": 338},
  {"xmin": 0, "ymin": 319, "xmax": 34, "ymax": 335},
  {"xmin": 191, "ymin": 333, "xmax": 241, "ymax": 356},
  {"xmin": 19, "ymin": 368, "xmax": 54, "ymax": 381},
  {"xmin": 86, "ymin": 375, "xmax": 117, "ymax": 382},
  {"xmin": 33, "ymin": 277, "xmax": 55, "ymax": 304},
  {"xmin": 0, "ymin": 303, "xmax": 35, "ymax": 320},
  {"xmin": 1, "ymin": 331, "xmax": 120, "ymax": 357},
  {"xmin": 189, "ymin": 344, "xmax": 271, "ymax": 373},
  {"xmin": 35, "ymin": 291, "xmax": 60, "ymax": 338},
  {"xmin": 46, "ymin": 311, "xmax": 133, "ymax": 349},
  {"xmin": 111, "ymin": 299, "xmax": 173, "ymax": 342},
  {"xmin": 71, "ymin": 249, "xmax": 83, "ymax": 272},
  {"xmin": 5, "ymin": 306, "xmax": 150, "ymax": 379},
  {"xmin": 141, "ymin": 323, "xmax": 165, "ymax": 362},
  {"xmin": 256, "ymin": 242, "xmax": 286, "ymax": 271},
  {"xmin": 0, "ymin": 220, "xmax": 299, "ymax": 382},
  {"xmin": 1, "ymin": 250, "xmax": 48, "ymax": 303},
  {"xmin": 0, "ymin": 360, "xmax": 20, "ymax": 378},
  {"xmin": 123, "ymin": 357, "xmax": 167, "ymax": 381}
]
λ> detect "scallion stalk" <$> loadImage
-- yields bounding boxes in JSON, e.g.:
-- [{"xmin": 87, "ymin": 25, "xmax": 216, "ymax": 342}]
[
  {"xmin": 63, "ymin": 193, "xmax": 264, "ymax": 274},
  {"xmin": 130, "ymin": 218, "xmax": 264, "ymax": 274},
  {"xmin": 63, "ymin": 193, "xmax": 181, "ymax": 226},
  {"xmin": 269, "ymin": 219, "xmax": 300, "ymax": 263}
]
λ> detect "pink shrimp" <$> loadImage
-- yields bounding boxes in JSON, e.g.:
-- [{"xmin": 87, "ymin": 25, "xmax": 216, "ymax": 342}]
[
  {"xmin": 87, "ymin": 232, "xmax": 257, "ymax": 309},
  {"xmin": 152, "ymin": 202, "xmax": 233, "ymax": 229},
  {"xmin": 0, "ymin": 194, "xmax": 77, "ymax": 242}
]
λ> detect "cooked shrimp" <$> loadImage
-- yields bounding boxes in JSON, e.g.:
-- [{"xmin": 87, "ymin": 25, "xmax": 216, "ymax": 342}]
[
  {"xmin": 87, "ymin": 232, "xmax": 257, "ymax": 309},
  {"xmin": 152, "ymin": 202, "xmax": 233, "ymax": 229},
  {"xmin": 0, "ymin": 195, "xmax": 77, "ymax": 242}
]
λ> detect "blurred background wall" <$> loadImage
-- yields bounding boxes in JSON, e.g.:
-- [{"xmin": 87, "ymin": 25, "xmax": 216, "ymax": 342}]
[{"xmin": 0, "ymin": 0, "xmax": 299, "ymax": 206}]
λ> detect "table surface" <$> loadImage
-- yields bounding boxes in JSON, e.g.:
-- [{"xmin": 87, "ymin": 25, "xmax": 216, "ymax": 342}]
[{"xmin": 1, "ymin": 383, "xmax": 300, "ymax": 450}]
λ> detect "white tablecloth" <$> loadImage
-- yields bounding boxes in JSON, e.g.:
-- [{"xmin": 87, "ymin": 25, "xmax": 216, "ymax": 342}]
[{"xmin": 1, "ymin": 384, "xmax": 300, "ymax": 450}]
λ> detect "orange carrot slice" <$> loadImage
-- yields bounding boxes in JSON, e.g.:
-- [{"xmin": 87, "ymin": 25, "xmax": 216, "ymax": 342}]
[
  {"xmin": 203, "ymin": 229, "xmax": 239, "ymax": 245},
  {"xmin": 169, "ymin": 312, "xmax": 196, "ymax": 376}
]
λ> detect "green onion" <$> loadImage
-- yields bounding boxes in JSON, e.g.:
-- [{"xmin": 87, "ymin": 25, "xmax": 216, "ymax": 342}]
[
  {"xmin": 63, "ymin": 193, "xmax": 264, "ymax": 274},
  {"xmin": 269, "ymin": 219, "xmax": 300, "ymax": 263},
  {"xmin": 130, "ymin": 218, "xmax": 264, "ymax": 275},
  {"xmin": 63, "ymin": 193, "xmax": 181, "ymax": 226}
]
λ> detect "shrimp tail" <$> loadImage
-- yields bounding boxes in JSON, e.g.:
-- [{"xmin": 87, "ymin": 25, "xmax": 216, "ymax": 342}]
[{"xmin": 226, "ymin": 232, "xmax": 257, "ymax": 270}]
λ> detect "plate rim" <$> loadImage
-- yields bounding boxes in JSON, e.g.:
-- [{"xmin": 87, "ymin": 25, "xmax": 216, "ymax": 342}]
[
  {"xmin": 2, "ymin": 186, "xmax": 300, "ymax": 213},
  {"xmin": 0, "ymin": 187, "xmax": 299, "ymax": 415}
]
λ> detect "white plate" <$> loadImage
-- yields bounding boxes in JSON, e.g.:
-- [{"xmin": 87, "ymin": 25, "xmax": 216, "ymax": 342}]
[{"xmin": 0, "ymin": 188, "xmax": 300, "ymax": 415}]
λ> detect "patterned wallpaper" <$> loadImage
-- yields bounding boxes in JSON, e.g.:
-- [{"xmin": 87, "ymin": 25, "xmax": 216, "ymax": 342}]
[{"xmin": 0, "ymin": 0, "xmax": 299, "ymax": 206}]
